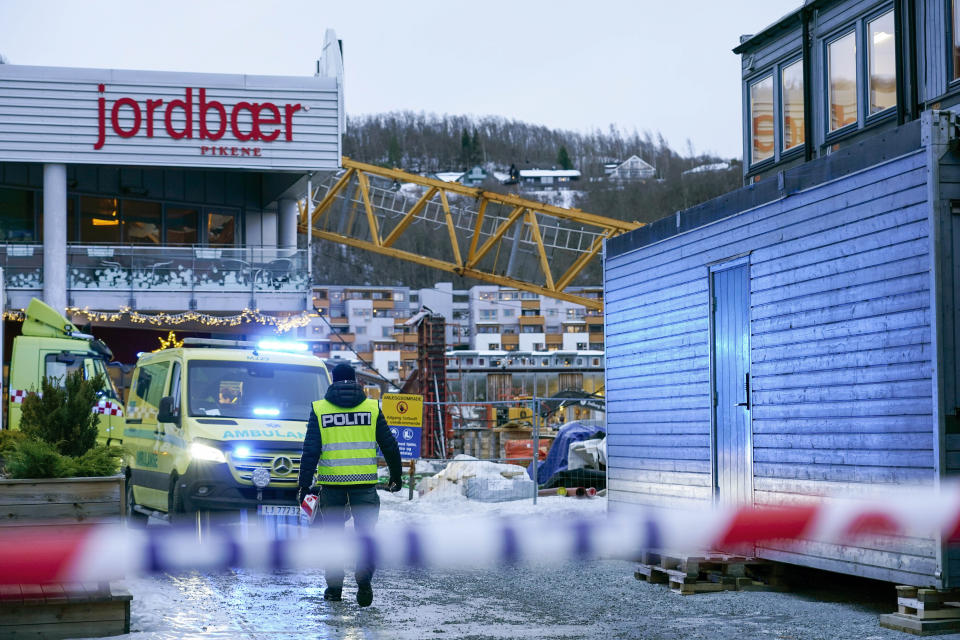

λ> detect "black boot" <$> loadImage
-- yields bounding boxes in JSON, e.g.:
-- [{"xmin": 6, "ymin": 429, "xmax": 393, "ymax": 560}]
[
  {"xmin": 323, "ymin": 587, "xmax": 342, "ymax": 601},
  {"xmin": 356, "ymin": 584, "xmax": 373, "ymax": 607}
]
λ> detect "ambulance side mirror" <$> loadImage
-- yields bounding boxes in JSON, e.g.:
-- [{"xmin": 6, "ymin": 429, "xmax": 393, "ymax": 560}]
[{"xmin": 158, "ymin": 396, "xmax": 180, "ymax": 426}]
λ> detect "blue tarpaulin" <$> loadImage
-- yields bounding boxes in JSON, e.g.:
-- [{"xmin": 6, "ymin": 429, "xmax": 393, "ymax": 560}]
[{"xmin": 528, "ymin": 421, "xmax": 606, "ymax": 485}]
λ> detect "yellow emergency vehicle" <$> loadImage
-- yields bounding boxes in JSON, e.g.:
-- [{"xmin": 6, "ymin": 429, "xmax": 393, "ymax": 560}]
[
  {"xmin": 123, "ymin": 338, "xmax": 329, "ymax": 522},
  {"xmin": 7, "ymin": 298, "xmax": 123, "ymax": 442}
]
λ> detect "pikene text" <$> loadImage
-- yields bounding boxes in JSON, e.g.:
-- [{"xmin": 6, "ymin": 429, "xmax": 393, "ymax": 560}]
[{"xmin": 93, "ymin": 84, "xmax": 303, "ymax": 154}]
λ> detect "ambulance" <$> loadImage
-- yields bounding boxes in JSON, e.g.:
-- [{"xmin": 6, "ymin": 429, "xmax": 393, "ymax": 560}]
[
  {"xmin": 7, "ymin": 298, "xmax": 123, "ymax": 442},
  {"xmin": 123, "ymin": 338, "xmax": 329, "ymax": 522}
]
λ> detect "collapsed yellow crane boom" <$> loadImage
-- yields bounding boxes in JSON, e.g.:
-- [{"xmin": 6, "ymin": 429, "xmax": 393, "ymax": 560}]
[{"xmin": 297, "ymin": 157, "xmax": 643, "ymax": 311}]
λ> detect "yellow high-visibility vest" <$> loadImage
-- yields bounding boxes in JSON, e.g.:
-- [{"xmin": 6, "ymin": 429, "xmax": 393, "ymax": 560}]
[{"xmin": 311, "ymin": 398, "xmax": 379, "ymax": 485}]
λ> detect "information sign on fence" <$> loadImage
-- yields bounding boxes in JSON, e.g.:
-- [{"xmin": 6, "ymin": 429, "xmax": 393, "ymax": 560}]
[{"xmin": 389, "ymin": 426, "xmax": 422, "ymax": 460}]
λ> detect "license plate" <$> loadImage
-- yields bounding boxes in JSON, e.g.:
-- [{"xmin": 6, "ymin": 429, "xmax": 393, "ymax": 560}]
[{"xmin": 257, "ymin": 505, "xmax": 300, "ymax": 517}]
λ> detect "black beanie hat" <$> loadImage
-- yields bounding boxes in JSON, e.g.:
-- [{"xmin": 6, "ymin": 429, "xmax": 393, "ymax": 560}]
[{"xmin": 331, "ymin": 363, "xmax": 356, "ymax": 383}]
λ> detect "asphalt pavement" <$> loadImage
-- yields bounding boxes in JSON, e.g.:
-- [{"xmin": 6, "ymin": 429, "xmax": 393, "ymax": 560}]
[{"xmin": 113, "ymin": 559, "xmax": 960, "ymax": 640}]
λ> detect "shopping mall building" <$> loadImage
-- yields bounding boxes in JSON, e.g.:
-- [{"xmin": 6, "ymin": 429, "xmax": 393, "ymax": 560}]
[{"xmin": 0, "ymin": 33, "xmax": 343, "ymax": 360}]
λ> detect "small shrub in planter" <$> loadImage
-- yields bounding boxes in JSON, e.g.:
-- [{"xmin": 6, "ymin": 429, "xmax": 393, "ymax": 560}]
[
  {"xmin": 20, "ymin": 369, "xmax": 102, "ymax": 457},
  {"xmin": 3, "ymin": 369, "xmax": 123, "ymax": 479}
]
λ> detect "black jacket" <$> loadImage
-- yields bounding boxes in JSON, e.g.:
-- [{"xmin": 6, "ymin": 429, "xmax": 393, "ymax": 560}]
[{"xmin": 298, "ymin": 381, "xmax": 402, "ymax": 487}]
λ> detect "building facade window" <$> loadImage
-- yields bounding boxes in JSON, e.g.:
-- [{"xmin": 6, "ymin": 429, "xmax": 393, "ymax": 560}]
[
  {"xmin": 867, "ymin": 11, "xmax": 896, "ymax": 114},
  {"xmin": 207, "ymin": 211, "xmax": 237, "ymax": 245},
  {"xmin": 80, "ymin": 196, "xmax": 120, "ymax": 243},
  {"xmin": 0, "ymin": 188, "xmax": 35, "ymax": 242},
  {"xmin": 123, "ymin": 200, "xmax": 162, "ymax": 244},
  {"xmin": 781, "ymin": 59, "xmax": 805, "ymax": 151},
  {"xmin": 828, "ymin": 31, "xmax": 858, "ymax": 132},
  {"xmin": 955, "ymin": 0, "xmax": 960, "ymax": 80},
  {"xmin": 750, "ymin": 74, "xmax": 775, "ymax": 164},
  {"xmin": 166, "ymin": 207, "xmax": 198, "ymax": 244},
  {"xmin": 479, "ymin": 309, "xmax": 497, "ymax": 320}
]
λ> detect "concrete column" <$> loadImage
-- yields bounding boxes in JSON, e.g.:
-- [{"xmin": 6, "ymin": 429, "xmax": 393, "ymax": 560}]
[
  {"xmin": 278, "ymin": 198, "xmax": 298, "ymax": 250},
  {"xmin": 42, "ymin": 163, "xmax": 68, "ymax": 313},
  {"xmin": 261, "ymin": 210, "xmax": 278, "ymax": 248}
]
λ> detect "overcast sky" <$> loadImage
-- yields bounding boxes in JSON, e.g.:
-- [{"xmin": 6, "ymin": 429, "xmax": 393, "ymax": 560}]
[{"xmin": 0, "ymin": 0, "xmax": 800, "ymax": 159}]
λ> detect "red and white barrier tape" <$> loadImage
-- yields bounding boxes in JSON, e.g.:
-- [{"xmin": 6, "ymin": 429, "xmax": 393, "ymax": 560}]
[{"xmin": 2, "ymin": 483, "xmax": 960, "ymax": 587}]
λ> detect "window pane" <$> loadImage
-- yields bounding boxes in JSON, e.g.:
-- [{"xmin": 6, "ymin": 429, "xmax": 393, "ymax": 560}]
[
  {"xmin": 955, "ymin": 0, "xmax": 960, "ymax": 80},
  {"xmin": 828, "ymin": 31, "xmax": 858, "ymax": 131},
  {"xmin": 868, "ymin": 12, "xmax": 896, "ymax": 114},
  {"xmin": 80, "ymin": 196, "xmax": 121, "ymax": 243},
  {"xmin": 207, "ymin": 211, "xmax": 237, "ymax": 245},
  {"xmin": 167, "ymin": 207, "xmax": 198, "ymax": 244},
  {"xmin": 123, "ymin": 200, "xmax": 161, "ymax": 244},
  {"xmin": 781, "ymin": 60, "xmax": 805, "ymax": 151},
  {"xmin": 750, "ymin": 75, "xmax": 774, "ymax": 164},
  {"xmin": 0, "ymin": 188, "xmax": 35, "ymax": 242}
]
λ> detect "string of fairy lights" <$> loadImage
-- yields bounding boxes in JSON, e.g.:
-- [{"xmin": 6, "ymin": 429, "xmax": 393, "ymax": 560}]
[{"xmin": 2, "ymin": 306, "xmax": 316, "ymax": 334}]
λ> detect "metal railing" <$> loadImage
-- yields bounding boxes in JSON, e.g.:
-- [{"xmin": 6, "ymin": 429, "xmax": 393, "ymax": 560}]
[{"xmin": 0, "ymin": 244, "xmax": 309, "ymax": 295}]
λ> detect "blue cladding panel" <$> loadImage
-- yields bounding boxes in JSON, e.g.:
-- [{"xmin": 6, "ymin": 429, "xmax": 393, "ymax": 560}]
[{"xmin": 604, "ymin": 149, "xmax": 938, "ymax": 584}]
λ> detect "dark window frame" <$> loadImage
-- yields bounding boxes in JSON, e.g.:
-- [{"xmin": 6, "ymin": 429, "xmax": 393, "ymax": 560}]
[
  {"xmin": 823, "ymin": 26, "xmax": 861, "ymax": 140},
  {"xmin": 744, "ymin": 53, "xmax": 807, "ymax": 171},
  {"xmin": 821, "ymin": 3, "xmax": 898, "ymax": 145},
  {"xmin": 863, "ymin": 6, "xmax": 898, "ymax": 123},
  {"xmin": 779, "ymin": 56, "xmax": 807, "ymax": 158},
  {"xmin": 746, "ymin": 71, "xmax": 776, "ymax": 168},
  {"xmin": 949, "ymin": 0, "xmax": 960, "ymax": 86}
]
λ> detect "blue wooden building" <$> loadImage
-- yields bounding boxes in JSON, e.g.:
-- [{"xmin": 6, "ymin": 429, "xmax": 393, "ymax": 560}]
[{"xmin": 604, "ymin": 0, "xmax": 960, "ymax": 588}]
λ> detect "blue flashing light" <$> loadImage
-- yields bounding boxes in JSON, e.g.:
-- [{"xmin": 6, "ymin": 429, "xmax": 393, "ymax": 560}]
[
  {"xmin": 253, "ymin": 407, "xmax": 280, "ymax": 417},
  {"xmin": 234, "ymin": 445, "xmax": 252, "ymax": 458},
  {"xmin": 257, "ymin": 339, "xmax": 309, "ymax": 353}
]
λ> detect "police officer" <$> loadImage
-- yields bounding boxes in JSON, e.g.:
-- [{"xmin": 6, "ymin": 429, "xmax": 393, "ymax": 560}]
[{"xmin": 297, "ymin": 363, "xmax": 402, "ymax": 607}]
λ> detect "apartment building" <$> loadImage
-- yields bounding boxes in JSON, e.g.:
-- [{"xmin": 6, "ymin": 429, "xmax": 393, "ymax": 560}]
[{"xmin": 304, "ymin": 281, "xmax": 604, "ymax": 385}]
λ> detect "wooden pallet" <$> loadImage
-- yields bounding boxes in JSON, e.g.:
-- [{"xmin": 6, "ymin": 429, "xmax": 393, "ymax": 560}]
[
  {"xmin": 0, "ymin": 582, "xmax": 131, "ymax": 639},
  {"xmin": 876, "ymin": 587, "xmax": 960, "ymax": 635},
  {"xmin": 634, "ymin": 552, "xmax": 773, "ymax": 595}
]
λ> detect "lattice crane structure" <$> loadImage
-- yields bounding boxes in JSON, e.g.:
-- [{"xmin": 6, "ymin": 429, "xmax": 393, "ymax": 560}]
[{"xmin": 298, "ymin": 158, "xmax": 643, "ymax": 311}]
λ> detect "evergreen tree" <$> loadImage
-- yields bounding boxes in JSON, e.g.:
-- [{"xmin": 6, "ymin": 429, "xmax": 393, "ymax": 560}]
[
  {"xmin": 387, "ymin": 134, "xmax": 402, "ymax": 168},
  {"xmin": 460, "ymin": 128, "xmax": 471, "ymax": 167},
  {"xmin": 470, "ymin": 128, "xmax": 482, "ymax": 165},
  {"xmin": 557, "ymin": 145, "xmax": 573, "ymax": 170}
]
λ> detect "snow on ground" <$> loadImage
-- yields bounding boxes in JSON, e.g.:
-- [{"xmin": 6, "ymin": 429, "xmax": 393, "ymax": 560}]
[
  {"xmin": 524, "ymin": 189, "xmax": 583, "ymax": 209},
  {"xmin": 380, "ymin": 484, "xmax": 606, "ymax": 525}
]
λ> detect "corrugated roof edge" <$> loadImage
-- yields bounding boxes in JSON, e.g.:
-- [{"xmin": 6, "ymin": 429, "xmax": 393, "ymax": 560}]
[{"xmin": 606, "ymin": 119, "xmax": 922, "ymax": 259}]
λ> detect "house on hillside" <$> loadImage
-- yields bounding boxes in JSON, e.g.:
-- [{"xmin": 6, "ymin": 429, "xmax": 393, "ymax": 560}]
[
  {"xmin": 603, "ymin": 0, "xmax": 960, "ymax": 590},
  {"xmin": 456, "ymin": 166, "xmax": 506, "ymax": 187},
  {"xmin": 519, "ymin": 169, "xmax": 581, "ymax": 190},
  {"xmin": 605, "ymin": 155, "xmax": 656, "ymax": 181},
  {"xmin": 428, "ymin": 171, "xmax": 464, "ymax": 183}
]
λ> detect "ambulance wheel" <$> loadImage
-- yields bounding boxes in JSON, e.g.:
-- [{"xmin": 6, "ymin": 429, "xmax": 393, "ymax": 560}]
[
  {"xmin": 169, "ymin": 478, "xmax": 187, "ymax": 524},
  {"xmin": 126, "ymin": 479, "xmax": 148, "ymax": 527}
]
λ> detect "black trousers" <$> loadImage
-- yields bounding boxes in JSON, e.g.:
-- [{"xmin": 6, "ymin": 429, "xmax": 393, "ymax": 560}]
[{"xmin": 318, "ymin": 485, "xmax": 380, "ymax": 589}]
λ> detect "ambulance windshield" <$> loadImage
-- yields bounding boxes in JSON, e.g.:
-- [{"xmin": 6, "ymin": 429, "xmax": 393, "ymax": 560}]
[{"xmin": 187, "ymin": 360, "xmax": 329, "ymax": 421}]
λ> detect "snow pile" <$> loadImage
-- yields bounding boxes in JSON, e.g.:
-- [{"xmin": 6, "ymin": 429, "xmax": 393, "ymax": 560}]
[
  {"xmin": 418, "ymin": 454, "xmax": 528, "ymax": 498},
  {"xmin": 464, "ymin": 475, "xmax": 535, "ymax": 503}
]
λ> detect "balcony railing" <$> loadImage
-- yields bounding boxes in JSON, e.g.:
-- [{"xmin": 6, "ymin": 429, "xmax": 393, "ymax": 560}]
[{"xmin": 0, "ymin": 244, "xmax": 308, "ymax": 295}]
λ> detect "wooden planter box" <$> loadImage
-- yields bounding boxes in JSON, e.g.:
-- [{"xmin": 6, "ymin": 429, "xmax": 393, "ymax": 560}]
[
  {"xmin": 0, "ymin": 475, "xmax": 131, "ymax": 638},
  {"xmin": 0, "ymin": 474, "xmax": 125, "ymax": 525}
]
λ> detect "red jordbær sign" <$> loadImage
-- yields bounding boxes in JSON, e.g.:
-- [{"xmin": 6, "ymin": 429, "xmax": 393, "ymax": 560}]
[{"xmin": 94, "ymin": 84, "xmax": 303, "ymax": 150}]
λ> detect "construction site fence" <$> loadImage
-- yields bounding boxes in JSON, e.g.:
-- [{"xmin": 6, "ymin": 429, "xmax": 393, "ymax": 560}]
[{"xmin": 413, "ymin": 397, "xmax": 606, "ymax": 505}]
